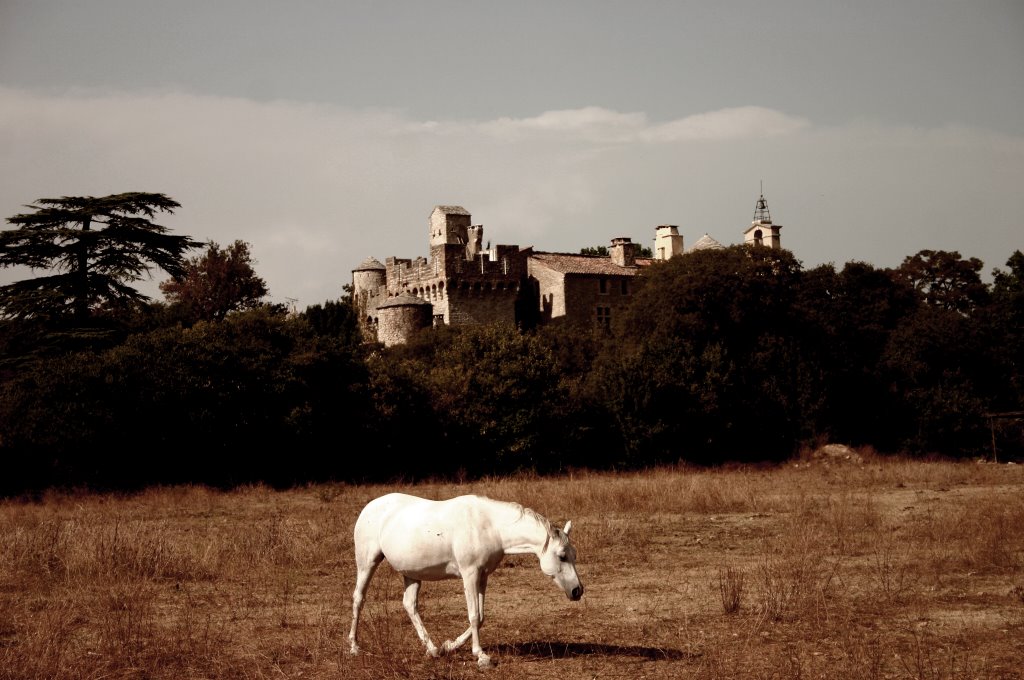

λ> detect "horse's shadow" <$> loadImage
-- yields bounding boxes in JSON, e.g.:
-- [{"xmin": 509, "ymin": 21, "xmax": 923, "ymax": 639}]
[{"xmin": 493, "ymin": 640, "xmax": 697, "ymax": 661}]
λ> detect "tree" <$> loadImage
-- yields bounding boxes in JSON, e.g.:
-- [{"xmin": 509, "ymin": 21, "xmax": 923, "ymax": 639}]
[
  {"xmin": 880, "ymin": 305, "xmax": 992, "ymax": 456},
  {"xmin": 423, "ymin": 322, "xmax": 571, "ymax": 473},
  {"xmin": 796, "ymin": 261, "xmax": 920, "ymax": 449},
  {"xmin": 991, "ymin": 251, "xmax": 1024, "ymax": 322},
  {"xmin": 987, "ymin": 250, "xmax": 1024, "ymax": 409},
  {"xmin": 580, "ymin": 244, "xmax": 653, "ymax": 257},
  {"xmin": 159, "ymin": 240, "xmax": 268, "ymax": 322},
  {"xmin": 0, "ymin": 193, "xmax": 200, "ymax": 323},
  {"xmin": 894, "ymin": 249, "xmax": 989, "ymax": 314},
  {"xmin": 302, "ymin": 299, "xmax": 362, "ymax": 346}
]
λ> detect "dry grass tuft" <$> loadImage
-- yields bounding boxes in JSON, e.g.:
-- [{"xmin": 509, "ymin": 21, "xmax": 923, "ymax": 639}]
[{"xmin": 717, "ymin": 565, "xmax": 745, "ymax": 614}]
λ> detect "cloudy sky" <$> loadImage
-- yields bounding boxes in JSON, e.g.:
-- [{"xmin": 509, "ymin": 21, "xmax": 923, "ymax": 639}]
[{"xmin": 2, "ymin": 1, "xmax": 1022, "ymax": 308}]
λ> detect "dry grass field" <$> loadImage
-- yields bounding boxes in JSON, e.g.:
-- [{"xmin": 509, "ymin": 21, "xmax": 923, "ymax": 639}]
[{"xmin": 2, "ymin": 453, "xmax": 1023, "ymax": 679}]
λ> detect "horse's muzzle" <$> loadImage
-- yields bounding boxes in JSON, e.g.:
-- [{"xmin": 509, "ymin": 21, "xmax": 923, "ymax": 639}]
[{"xmin": 570, "ymin": 585, "xmax": 583, "ymax": 601}]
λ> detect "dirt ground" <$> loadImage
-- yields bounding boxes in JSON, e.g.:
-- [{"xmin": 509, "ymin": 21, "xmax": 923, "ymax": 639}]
[{"xmin": 1, "ymin": 457, "xmax": 1022, "ymax": 679}]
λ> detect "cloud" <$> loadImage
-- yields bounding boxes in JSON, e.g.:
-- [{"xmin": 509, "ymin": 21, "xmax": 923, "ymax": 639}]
[
  {"xmin": 1, "ymin": 86, "xmax": 1021, "ymax": 307},
  {"xmin": 477, "ymin": 107, "xmax": 648, "ymax": 143},
  {"xmin": 472, "ymin": 105, "xmax": 809, "ymax": 144},
  {"xmin": 643, "ymin": 106, "xmax": 811, "ymax": 142}
]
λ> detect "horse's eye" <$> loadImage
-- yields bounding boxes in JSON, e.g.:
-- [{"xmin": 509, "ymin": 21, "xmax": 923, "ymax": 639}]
[{"xmin": 558, "ymin": 554, "xmax": 568, "ymax": 562}]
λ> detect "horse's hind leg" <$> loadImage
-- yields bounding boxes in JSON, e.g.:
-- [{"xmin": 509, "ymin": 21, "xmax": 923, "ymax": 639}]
[
  {"xmin": 348, "ymin": 550, "xmax": 383, "ymax": 655},
  {"xmin": 402, "ymin": 577, "xmax": 439, "ymax": 657}
]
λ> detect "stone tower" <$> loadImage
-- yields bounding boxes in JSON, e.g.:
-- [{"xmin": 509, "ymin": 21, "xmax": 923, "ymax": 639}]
[
  {"xmin": 429, "ymin": 205, "xmax": 472, "ymax": 247},
  {"xmin": 352, "ymin": 256, "xmax": 386, "ymax": 300},
  {"xmin": 375, "ymin": 293, "xmax": 433, "ymax": 347}
]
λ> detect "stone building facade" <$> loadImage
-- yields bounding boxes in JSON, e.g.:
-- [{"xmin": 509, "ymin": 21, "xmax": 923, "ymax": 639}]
[
  {"xmin": 353, "ymin": 194, "xmax": 783, "ymax": 346},
  {"xmin": 528, "ymin": 238, "xmax": 650, "ymax": 329}
]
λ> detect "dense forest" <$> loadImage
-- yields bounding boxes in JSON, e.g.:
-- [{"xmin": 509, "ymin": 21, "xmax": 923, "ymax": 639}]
[{"xmin": 2, "ymin": 194, "xmax": 1022, "ymax": 495}]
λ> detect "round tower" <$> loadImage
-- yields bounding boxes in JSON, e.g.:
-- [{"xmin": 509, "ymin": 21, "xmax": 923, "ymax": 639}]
[
  {"xmin": 376, "ymin": 293, "xmax": 433, "ymax": 347},
  {"xmin": 352, "ymin": 256, "xmax": 387, "ymax": 334},
  {"xmin": 352, "ymin": 256, "xmax": 386, "ymax": 298}
]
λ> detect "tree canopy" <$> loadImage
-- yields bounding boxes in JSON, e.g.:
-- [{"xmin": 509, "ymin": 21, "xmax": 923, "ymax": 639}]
[
  {"xmin": 160, "ymin": 240, "xmax": 269, "ymax": 322},
  {"xmin": 581, "ymin": 244, "xmax": 654, "ymax": 257},
  {"xmin": 0, "ymin": 193, "xmax": 200, "ymax": 323},
  {"xmin": 894, "ymin": 249, "xmax": 989, "ymax": 314}
]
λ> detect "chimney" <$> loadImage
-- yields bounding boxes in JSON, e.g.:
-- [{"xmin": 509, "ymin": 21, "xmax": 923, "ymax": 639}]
[
  {"xmin": 609, "ymin": 237, "xmax": 637, "ymax": 267},
  {"xmin": 654, "ymin": 224, "xmax": 684, "ymax": 260}
]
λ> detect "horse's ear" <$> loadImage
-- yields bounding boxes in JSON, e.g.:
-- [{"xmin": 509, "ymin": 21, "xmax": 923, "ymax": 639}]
[{"xmin": 562, "ymin": 520, "xmax": 573, "ymax": 536}]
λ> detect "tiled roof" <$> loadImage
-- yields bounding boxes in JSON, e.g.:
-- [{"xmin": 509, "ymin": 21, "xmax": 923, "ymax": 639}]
[
  {"xmin": 354, "ymin": 256, "xmax": 386, "ymax": 271},
  {"xmin": 433, "ymin": 205, "xmax": 470, "ymax": 215},
  {"xmin": 530, "ymin": 252, "xmax": 654, "ymax": 276},
  {"xmin": 689, "ymin": 234, "xmax": 725, "ymax": 251}
]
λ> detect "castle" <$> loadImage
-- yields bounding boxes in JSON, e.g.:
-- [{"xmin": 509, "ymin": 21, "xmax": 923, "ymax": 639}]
[{"xmin": 352, "ymin": 193, "xmax": 783, "ymax": 346}]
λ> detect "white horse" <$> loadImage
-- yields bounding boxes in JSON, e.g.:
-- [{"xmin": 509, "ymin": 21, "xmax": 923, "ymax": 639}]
[{"xmin": 348, "ymin": 492, "xmax": 583, "ymax": 667}]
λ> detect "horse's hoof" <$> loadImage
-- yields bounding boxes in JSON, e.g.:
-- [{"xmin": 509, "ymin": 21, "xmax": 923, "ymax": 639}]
[
  {"xmin": 426, "ymin": 645, "xmax": 439, "ymax": 658},
  {"xmin": 349, "ymin": 642, "xmax": 360, "ymax": 655},
  {"xmin": 441, "ymin": 640, "xmax": 457, "ymax": 653},
  {"xmin": 477, "ymin": 654, "xmax": 493, "ymax": 668}
]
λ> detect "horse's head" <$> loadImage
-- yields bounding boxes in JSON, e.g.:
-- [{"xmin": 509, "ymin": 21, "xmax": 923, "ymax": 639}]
[{"xmin": 539, "ymin": 520, "xmax": 583, "ymax": 601}]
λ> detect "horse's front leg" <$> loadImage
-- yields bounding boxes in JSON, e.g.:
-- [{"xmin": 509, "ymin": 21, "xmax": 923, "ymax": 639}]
[
  {"xmin": 402, "ymin": 577, "xmax": 439, "ymax": 657},
  {"xmin": 448, "ymin": 569, "xmax": 491, "ymax": 667},
  {"xmin": 443, "ymin": 571, "xmax": 488, "ymax": 654}
]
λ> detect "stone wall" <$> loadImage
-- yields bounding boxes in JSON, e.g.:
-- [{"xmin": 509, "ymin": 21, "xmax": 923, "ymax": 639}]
[
  {"xmin": 446, "ymin": 283, "xmax": 520, "ymax": 326},
  {"xmin": 529, "ymin": 263, "xmax": 566, "ymax": 323},
  {"xmin": 562, "ymin": 274, "xmax": 632, "ymax": 327}
]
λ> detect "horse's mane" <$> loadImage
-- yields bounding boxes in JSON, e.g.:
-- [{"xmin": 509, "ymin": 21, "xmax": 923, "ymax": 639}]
[
  {"xmin": 522, "ymin": 505, "xmax": 557, "ymax": 537},
  {"xmin": 482, "ymin": 496, "xmax": 559, "ymax": 540}
]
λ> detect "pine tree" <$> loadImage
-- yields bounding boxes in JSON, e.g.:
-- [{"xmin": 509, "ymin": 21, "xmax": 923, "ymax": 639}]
[{"xmin": 0, "ymin": 192, "xmax": 200, "ymax": 323}]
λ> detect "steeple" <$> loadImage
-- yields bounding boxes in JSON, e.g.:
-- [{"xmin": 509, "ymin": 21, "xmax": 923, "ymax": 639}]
[
  {"xmin": 743, "ymin": 183, "xmax": 782, "ymax": 249},
  {"xmin": 752, "ymin": 182, "xmax": 772, "ymax": 225}
]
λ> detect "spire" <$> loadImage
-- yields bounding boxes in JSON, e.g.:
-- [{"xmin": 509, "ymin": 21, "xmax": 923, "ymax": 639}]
[{"xmin": 753, "ymin": 181, "xmax": 772, "ymax": 224}]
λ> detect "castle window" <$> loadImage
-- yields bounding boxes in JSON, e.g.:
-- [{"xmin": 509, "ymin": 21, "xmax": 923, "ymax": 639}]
[
  {"xmin": 596, "ymin": 306, "xmax": 611, "ymax": 329},
  {"xmin": 599, "ymin": 278, "xmax": 608, "ymax": 295}
]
